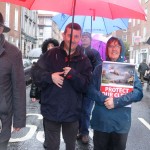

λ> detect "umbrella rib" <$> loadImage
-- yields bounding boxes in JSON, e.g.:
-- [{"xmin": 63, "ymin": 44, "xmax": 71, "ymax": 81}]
[
  {"xmin": 102, "ymin": 18, "xmax": 108, "ymax": 35},
  {"xmin": 107, "ymin": 3, "xmax": 113, "ymax": 19},
  {"xmin": 121, "ymin": 19, "xmax": 128, "ymax": 28},
  {"xmin": 29, "ymin": 0, "xmax": 36, "ymax": 9},
  {"xmin": 60, "ymin": 15, "xmax": 70, "ymax": 30},
  {"xmin": 82, "ymin": 16, "xmax": 86, "ymax": 32}
]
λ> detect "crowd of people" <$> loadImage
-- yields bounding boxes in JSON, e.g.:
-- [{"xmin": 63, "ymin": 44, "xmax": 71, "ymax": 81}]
[{"xmin": 0, "ymin": 11, "xmax": 145, "ymax": 150}]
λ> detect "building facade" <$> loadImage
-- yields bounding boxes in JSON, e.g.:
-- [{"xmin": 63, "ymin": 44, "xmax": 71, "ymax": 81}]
[
  {"xmin": 0, "ymin": 2, "xmax": 62, "ymax": 58},
  {"xmin": 0, "ymin": 2, "xmax": 38, "ymax": 58},
  {"xmin": 21, "ymin": 8, "xmax": 38, "ymax": 57},
  {"xmin": 0, "ymin": 2, "xmax": 21, "ymax": 50},
  {"xmin": 128, "ymin": 0, "xmax": 150, "ymax": 66},
  {"xmin": 37, "ymin": 13, "xmax": 62, "ymax": 48},
  {"xmin": 114, "ymin": 0, "xmax": 150, "ymax": 66}
]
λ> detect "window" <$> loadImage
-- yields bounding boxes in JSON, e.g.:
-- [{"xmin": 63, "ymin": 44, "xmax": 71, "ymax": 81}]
[
  {"xmin": 5, "ymin": 3, "xmax": 10, "ymax": 27},
  {"xmin": 132, "ymin": 33, "xmax": 135, "ymax": 45},
  {"xmin": 14, "ymin": 9, "xmax": 19, "ymax": 31},
  {"xmin": 137, "ymin": 19, "xmax": 140, "ymax": 24},
  {"xmin": 39, "ymin": 28, "xmax": 43, "ymax": 36},
  {"xmin": 137, "ymin": 30, "xmax": 139, "ymax": 36},
  {"xmin": 122, "ymin": 35, "xmax": 127, "ymax": 42},
  {"xmin": 132, "ymin": 19, "xmax": 135, "ymax": 27}
]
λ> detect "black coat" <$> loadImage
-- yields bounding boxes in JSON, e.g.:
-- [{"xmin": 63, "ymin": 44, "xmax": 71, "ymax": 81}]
[
  {"xmin": 30, "ymin": 82, "xmax": 41, "ymax": 99},
  {"xmin": 31, "ymin": 42, "xmax": 92, "ymax": 122},
  {"xmin": 0, "ymin": 34, "xmax": 26, "ymax": 142}
]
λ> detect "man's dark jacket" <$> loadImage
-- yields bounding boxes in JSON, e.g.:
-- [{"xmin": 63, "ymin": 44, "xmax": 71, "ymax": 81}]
[
  {"xmin": 81, "ymin": 46, "xmax": 102, "ymax": 70},
  {"xmin": 31, "ymin": 42, "xmax": 92, "ymax": 122}
]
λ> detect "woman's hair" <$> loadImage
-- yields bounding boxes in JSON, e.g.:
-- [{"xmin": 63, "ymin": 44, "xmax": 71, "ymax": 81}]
[
  {"xmin": 106, "ymin": 37, "xmax": 122, "ymax": 59},
  {"xmin": 41, "ymin": 38, "xmax": 59, "ymax": 54}
]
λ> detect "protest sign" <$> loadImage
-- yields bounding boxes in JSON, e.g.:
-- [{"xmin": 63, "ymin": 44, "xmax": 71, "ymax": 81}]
[{"xmin": 101, "ymin": 61, "xmax": 135, "ymax": 98}]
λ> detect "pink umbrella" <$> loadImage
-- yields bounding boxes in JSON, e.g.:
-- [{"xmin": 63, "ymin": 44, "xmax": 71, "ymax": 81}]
[
  {"xmin": 91, "ymin": 39, "xmax": 106, "ymax": 61},
  {"xmin": 0, "ymin": 0, "xmax": 146, "ymax": 20}
]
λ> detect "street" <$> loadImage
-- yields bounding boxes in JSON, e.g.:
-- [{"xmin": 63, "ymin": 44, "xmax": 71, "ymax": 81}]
[{"xmin": 7, "ymin": 83, "xmax": 150, "ymax": 150}]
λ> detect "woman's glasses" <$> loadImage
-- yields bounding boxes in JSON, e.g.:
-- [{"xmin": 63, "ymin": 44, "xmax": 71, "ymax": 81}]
[{"xmin": 108, "ymin": 45, "xmax": 121, "ymax": 49}]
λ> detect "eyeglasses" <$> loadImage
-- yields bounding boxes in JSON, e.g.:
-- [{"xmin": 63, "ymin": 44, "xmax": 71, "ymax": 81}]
[{"xmin": 108, "ymin": 45, "xmax": 121, "ymax": 49}]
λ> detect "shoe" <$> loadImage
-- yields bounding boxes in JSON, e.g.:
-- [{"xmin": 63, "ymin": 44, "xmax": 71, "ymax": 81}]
[
  {"xmin": 81, "ymin": 135, "xmax": 89, "ymax": 144},
  {"xmin": 76, "ymin": 134, "xmax": 82, "ymax": 140}
]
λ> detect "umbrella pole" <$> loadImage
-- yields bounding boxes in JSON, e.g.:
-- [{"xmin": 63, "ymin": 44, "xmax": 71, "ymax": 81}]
[
  {"xmin": 90, "ymin": 16, "xmax": 93, "ymax": 47},
  {"xmin": 68, "ymin": 0, "xmax": 76, "ymax": 66}
]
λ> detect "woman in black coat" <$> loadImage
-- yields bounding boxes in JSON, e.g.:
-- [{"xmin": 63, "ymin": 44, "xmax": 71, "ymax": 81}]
[{"xmin": 30, "ymin": 38, "xmax": 59, "ymax": 102}]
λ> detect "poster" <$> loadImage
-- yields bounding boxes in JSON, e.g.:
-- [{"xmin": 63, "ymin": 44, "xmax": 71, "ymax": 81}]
[{"xmin": 101, "ymin": 61, "xmax": 135, "ymax": 98}]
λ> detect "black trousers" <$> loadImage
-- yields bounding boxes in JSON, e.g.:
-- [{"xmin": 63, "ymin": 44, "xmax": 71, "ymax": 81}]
[
  {"xmin": 93, "ymin": 130, "xmax": 128, "ymax": 150},
  {"xmin": 43, "ymin": 118, "xmax": 79, "ymax": 150},
  {"xmin": 0, "ymin": 140, "xmax": 9, "ymax": 150}
]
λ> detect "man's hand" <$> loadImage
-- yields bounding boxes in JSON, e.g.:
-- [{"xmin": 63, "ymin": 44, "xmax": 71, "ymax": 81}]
[
  {"xmin": 51, "ymin": 72, "xmax": 64, "ymax": 88},
  {"xmin": 63, "ymin": 67, "xmax": 71, "ymax": 77},
  {"xmin": 104, "ymin": 97, "xmax": 114, "ymax": 109}
]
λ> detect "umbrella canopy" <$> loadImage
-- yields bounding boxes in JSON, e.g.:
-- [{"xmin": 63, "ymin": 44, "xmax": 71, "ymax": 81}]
[
  {"xmin": 91, "ymin": 39, "xmax": 106, "ymax": 61},
  {"xmin": 27, "ymin": 48, "xmax": 42, "ymax": 58},
  {"xmin": 52, "ymin": 14, "xmax": 129, "ymax": 35},
  {"xmin": 0, "ymin": 0, "xmax": 146, "ymax": 20}
]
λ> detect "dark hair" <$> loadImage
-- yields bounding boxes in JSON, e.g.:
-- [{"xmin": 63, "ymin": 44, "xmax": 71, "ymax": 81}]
[
  {"xmin": 64, "ymin": 23, "xmax": 81, "ymax": 33},
  {"xmin": 41, "ymin": 38, "xmax": 59, "ymax": 54},
  {"xmin": 106, "ymin": 37, "xmax": 122, "ymax": 59}
]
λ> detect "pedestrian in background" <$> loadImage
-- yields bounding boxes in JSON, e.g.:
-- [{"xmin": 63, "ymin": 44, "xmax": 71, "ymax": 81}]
[
  {"xmin": 138, "ymin": 59, "xmax": 149, "ymax": 83},
  {"xmin": 31, "ymin": 23, "xmax": 92, "ymax": 150},
  {"xmin": 0, "ymin": 12, "xmax": 26, "ymax": 150},
  {"xmin": 77, "ymin": 32, "xmax": 102, "ymax": 144},
  {"xmin": 88, "ymin": 37, "xmax": 143, "ymax": 150},
  {"xmin": 144, "ymin": 63, "xmax": 150, "ymax": 87},
  {"xmin": 30, "ymin": 38, "xmax": 59, "ymax": 102}
]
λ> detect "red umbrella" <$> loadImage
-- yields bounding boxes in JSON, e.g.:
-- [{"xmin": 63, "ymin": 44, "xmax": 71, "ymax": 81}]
[
  {"xmin": 0, "ymin": 0, "xmax": 146, "ymax": 65},
  {"xmin": 0, "ymin": 0, "xmax": 146, "ymax": 20}
]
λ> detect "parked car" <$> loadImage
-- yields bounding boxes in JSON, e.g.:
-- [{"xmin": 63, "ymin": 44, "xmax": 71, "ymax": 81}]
[
  {"xmin": 31, "ymin": 58, "xmax": 38, "ymax": 63},
  {"xmin": 23, "ymin": 59, "xmax": 32, "ymax": 85}
]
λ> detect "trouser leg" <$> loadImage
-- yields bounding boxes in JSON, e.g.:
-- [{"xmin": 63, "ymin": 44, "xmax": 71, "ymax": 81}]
[
  {"xmin": 93, "ymin": 130, "xmax": 110, "ymax": 150},
  {"xmin": 141, "ymin": 74, "xmax": 144, "ymax": 82},
  {"xmin": 0, "ymin": 140, "xmax": 9, "ymax": 150},
  {"xmin": 108, "ymin": 132, "xmax": 128, "ymax": 150},
  {"xmin": 43, "ymin": 118, "xmax": 61, "ymax": 150},
  {"xmin": 80, "ymin": 98, "xmax": 94, "ymax": 135},
  {"xmin": 62, "ymin": 121, "xmax": 79, "ymax": 150}
]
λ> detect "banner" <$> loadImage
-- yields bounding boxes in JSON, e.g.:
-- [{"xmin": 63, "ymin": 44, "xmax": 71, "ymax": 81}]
[{"xmin": 101, "ymin": 61, "xmax": 135, "ymax": 98}]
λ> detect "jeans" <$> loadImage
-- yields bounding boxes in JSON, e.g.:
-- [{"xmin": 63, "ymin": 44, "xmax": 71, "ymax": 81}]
[
  {"xmin": 93, "ymin": 130, "xmax": 128, "ymax": 150},
  {"xmin": 43, "ymin": 118, "xmax": 79, "ymax": 150},
  {"xmin": 79, "ymin": 97, "xmax": 94, "ymax": 135}
]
